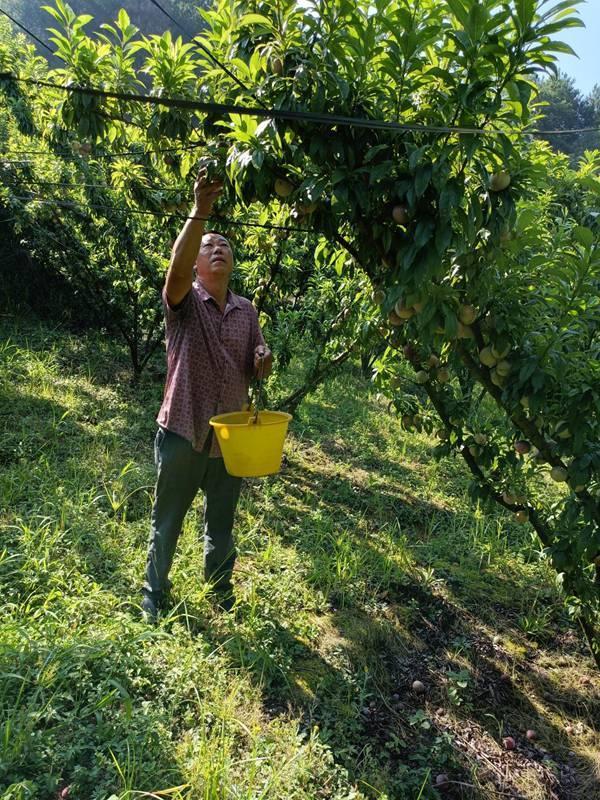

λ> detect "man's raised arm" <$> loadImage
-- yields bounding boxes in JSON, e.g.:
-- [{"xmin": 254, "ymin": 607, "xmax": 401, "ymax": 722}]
[{"xmin": 164, "ymin": 169, "xmax": 223, "ymax": 307}]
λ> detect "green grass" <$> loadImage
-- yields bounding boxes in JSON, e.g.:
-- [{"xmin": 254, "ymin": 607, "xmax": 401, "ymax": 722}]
[{"xmin": 1, "ymin": 316, "xmax": 599, "ymax": 800}]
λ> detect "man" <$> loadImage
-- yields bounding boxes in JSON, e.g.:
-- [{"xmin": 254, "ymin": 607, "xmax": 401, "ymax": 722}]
[{"xmin": 141, "ymin": 168, "xmax": 272, "ymax": 622}]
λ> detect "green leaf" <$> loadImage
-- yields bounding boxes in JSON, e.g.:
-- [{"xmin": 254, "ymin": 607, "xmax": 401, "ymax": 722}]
[
  {"xmin": 581, "ymin": 176, "xmax": 600, "ymax": 196},
  {"xmin": 237, "ymin": 13, "xmax": 275, "ymax": 30},
  {"xmin": 543, "ymin": 41, "xmax": 579, "ymax": 57},
  {"xmin": 408, "ymin": 146, "xmax": 427, "ymax": 172},
  {"xmin": 446, "ymin": 0, "xmax": 470, "ymax": 29},
  {"xmin": 364, "ymin": 144, "xmax": 390, "ymax": 163},
  {"xmin": 415, "ymin": 165, "xmax": 432, "ymax": 198},
  {"xmin": 573, "ymin": 226, "xmax": 594, "ymax": 249},
  {"xmin": 515, "ymin": 0, "xmax": 536, "ymax": 28},
  {"xmin": 517, "ymin": 208, "xmax": 537, "ymax": 232},
  {"xmin": 443, "ymin": 307, "xmax": 458, "ymax": 339},
  {"xmin": 435, "ymin": 223, "xmax": 452, "ymax": 255},
  {"xmin": 117, "ymin": 8, "xmax": 131, "ymax": 29}
]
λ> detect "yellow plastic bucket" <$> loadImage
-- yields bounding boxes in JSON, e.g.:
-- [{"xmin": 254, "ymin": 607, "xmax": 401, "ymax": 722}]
[{"xmin": 209, "ymin": 410, "xmax": 292, "ymax": 477}]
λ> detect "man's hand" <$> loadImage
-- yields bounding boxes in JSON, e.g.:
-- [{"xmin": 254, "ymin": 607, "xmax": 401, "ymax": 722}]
[
  {"xmin": 254, "ymin": 346, "xmax": 273, "ymax": 379},
  {"xmin": 193, "ymin": 167, "xmax": 223, "ymax": 219},
  {"xmin": 165, "ymin": 167, "xmax": 223, "ymax": 307}
]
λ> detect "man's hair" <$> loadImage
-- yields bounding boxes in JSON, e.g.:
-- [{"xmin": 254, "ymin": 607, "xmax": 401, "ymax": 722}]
[
  {"xmin": 195, "ymin": 230, "xmax": 234, "ymax": 268},
  {"xmin": 201, "ymin": 230, "xmax": 231, "ymax": 245}
]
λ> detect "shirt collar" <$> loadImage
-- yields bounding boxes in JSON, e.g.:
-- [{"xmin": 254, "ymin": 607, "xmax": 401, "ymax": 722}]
[{"xmin": 195, "ymin": 280, "xmax": 241, "ymax": 309}]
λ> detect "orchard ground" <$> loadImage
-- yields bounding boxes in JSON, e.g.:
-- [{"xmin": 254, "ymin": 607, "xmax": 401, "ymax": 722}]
[{"xmin": 1, "ymin": 315, "xmax": 599, "ymax": 800}]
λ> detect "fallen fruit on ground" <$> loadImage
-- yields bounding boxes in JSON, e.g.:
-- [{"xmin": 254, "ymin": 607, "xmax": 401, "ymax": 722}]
[
  {"xmin": 412, "ymin": 680, "xmax": 426, "ymax": 694},
  {"xmin": 503, "ymin": 736, "xmax": 516, "ymax": 750},
  {"xmin": 526, "ymin": 729, "xmax": 537, "ymax": 741},
  {"xmin": 435, "ymin": 773, "xmax": 449, "ymax": 789}
]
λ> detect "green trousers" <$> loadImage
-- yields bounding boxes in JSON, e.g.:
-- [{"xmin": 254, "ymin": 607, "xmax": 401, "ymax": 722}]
[{"xmin": 143, "ymin": 427, "xmax": 242, "ymax": 602}]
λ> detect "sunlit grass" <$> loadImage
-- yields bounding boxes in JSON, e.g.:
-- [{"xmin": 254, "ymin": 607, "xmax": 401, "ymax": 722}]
[{"xmin": 1, "ymin": 316, "xmax": 598, "ymax": 800}]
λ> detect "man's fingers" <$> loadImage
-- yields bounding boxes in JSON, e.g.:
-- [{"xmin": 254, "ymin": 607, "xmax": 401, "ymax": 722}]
[
  {"xmin": 203, "ymin": 188, "xmax": 223, "ymax": 202},
  {"xmin": 195, "ymin": 181, "xmax": 224, "ymax": 194}
]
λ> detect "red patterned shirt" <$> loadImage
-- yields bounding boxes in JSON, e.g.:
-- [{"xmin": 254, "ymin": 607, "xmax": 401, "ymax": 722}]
[{"xmin": 157, "ymin": 280, "xmax": 265, "ymax": 457}]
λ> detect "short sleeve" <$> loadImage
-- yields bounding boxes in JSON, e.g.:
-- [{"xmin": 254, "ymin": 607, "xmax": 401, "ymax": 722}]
[{"xmin": 162, "ymin": 285, "xmax": 191, "ymax": 325}]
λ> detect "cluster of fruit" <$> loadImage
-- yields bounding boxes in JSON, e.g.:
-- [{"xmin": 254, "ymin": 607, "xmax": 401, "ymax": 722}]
[
  {"xmin": 70, "ymin": 139, "xmax": 92, "ymax": 156},
  {"xmin": 274, "ymin": 177, "xmax": 318, "ymax": 220}
]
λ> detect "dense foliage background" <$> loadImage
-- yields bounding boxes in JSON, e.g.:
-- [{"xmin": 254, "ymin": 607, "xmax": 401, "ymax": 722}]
[{"xmin": 1, "ymin": 1, "xmax": 599, "ymax": 798}]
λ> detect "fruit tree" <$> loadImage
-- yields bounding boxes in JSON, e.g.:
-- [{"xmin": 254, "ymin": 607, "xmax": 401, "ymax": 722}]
[{"xmin": 1, "ymin": 0, "xmax": 599, "ymax": 662}]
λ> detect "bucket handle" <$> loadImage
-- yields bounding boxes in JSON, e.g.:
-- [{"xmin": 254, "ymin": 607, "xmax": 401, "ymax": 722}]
[{"xmin": 251, "ymin": 350, "xmax": 265, "ymax": 425}]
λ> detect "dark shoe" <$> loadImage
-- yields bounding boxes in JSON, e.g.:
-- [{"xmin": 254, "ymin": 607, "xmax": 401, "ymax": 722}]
[{"xmin": 141, "ymin": 592, "xmax": 160, "ymax": 624}]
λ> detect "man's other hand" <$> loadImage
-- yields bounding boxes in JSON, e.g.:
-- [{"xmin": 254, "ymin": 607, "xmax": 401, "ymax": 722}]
[{"xmin": 254, "ymin": 346, "xmax": 273, "ymax": 378}]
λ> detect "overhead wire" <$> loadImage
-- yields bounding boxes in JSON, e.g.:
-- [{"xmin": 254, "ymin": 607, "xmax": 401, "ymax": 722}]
[
  {"xmin": 0, "ymin": 139, "xmax": 208, "ymax": 160},
  {"xmin": 1, "ymin": 7, "xmax": 599, "ymax": 137},
  {"xmin": 9, "ymin": 194, "xmax": 315, "ymax": 235},
  {"xmin": 2, "ymin": 72, "xmax": 599, "ymax": 138},
  {"xmin": 1, "ymin": 6, "xmax": 596, "ymax": 253}
]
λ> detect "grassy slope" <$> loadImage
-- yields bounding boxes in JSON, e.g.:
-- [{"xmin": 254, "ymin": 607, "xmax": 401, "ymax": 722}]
[{"xmin": 0, "ymin": 316, "xmax": 598, "ymax": 800}]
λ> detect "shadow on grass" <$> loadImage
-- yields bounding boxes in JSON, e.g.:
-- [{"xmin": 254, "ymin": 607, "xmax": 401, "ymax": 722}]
[
  {"xmin": 2, "ymin": 319, "xmax": 597, "ymax": 799},
  {"xmin": 234, "ymin": 398, "xmax": 596, "ymax": 798}
]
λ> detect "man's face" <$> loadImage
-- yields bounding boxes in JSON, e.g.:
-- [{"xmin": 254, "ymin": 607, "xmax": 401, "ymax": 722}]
[{"xmin": 196, "ymin": 233, "xmax": 234, "ymax": 282}]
